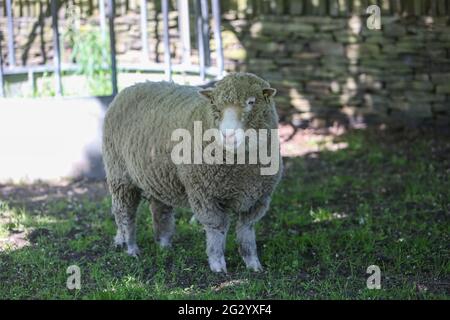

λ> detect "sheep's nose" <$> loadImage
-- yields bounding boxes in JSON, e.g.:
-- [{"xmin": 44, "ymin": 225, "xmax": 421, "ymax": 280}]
[
  {"xmin": 223, "ymin": 131, "xmax": 236, "ymax": 142},
  {"xmin": 223, "ymin": 131, "xmax": 235, "ymax": 138}
]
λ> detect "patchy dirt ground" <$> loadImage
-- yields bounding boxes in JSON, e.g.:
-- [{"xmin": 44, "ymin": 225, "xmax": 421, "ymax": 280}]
[{"xmin": 0, "ymin": 179, "xmax": 108, "ymax": 213}]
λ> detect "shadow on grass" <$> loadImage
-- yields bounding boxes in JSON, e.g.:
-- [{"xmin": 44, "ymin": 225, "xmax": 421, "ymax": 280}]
[{"xmin": 0, "ymin": 127, "xmax": 449, "ymax": 299}]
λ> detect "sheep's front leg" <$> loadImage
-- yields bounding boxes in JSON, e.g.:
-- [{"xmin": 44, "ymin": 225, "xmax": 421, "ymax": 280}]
[
  {"xmin": 204, "ymin": 224, "xmax": 229, "ymax": 273},
  {"xmin": 150, "ymin": 200, "xmax": 175, "ymax": 248},
  {"xmin": 195, "ymin": 210, "xmax": 230, "ymax": 273},
  {"xmin": 236, "ymin": 223, "xmax": 262, "ymax": 271},
  {"xmin": 237, "ymin": 198, "xmax": 270, "ymax": 272}
]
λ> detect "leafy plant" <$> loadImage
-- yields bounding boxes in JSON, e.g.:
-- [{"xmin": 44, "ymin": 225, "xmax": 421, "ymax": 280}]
[{"xmin": 66, "ymin": 24, "xmax": 112, "ymax": 96}]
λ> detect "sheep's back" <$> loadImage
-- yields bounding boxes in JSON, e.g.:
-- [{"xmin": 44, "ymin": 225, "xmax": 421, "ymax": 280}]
[{"xmin": 103, "ymin": 81, "xmax": 207, "ymax": 206}]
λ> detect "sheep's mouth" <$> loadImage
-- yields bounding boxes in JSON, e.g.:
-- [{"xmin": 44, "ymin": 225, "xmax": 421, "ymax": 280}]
[{"xmin": 220, "ymin": 131, "xmax": 245, "ymax": 150}]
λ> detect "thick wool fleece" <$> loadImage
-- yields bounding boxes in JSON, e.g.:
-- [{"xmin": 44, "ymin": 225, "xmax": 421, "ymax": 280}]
[{"xmin": 102, "ymin": 72, "xmax": 282, "ymax": 270}]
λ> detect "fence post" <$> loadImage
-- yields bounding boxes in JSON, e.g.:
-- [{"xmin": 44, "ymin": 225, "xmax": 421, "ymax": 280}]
[
  {"xmin": 177, "ymin": 0, "xmax": 191, "ymax": 66},
  {"xmin": 108, "ymin": 0, "xmax": 118, "ymax": 95},
  {"xmin": 51, "ymin": 0, "xmax": 63, "ymax": 96},
  {"xmin": 211, "ymin": 0, "xmax": 224, "ymax": 78},
  {"xmin": 6, "ymin": 0, "xmax": 16, "ymax": 67},
  {"xmin": 99, "ymin": 0, "xmax": 107, "ymax": 43},
  {"xmin": 200, "ymin": 0, "xmax": 210, "ymax": 66},
  {"xmin": 0, "ymin": 37, "xmax": 4, "ymax": 97},
  {"xmin": 140, "ymin": 0, "xmax": 149, "ymax": 61},
  {"xmin": 162, "ymin": 0, "xmax": 172, "ymax": 81},
  {"xmin": 195, "ymin": 0, "xmax": 206, "ymax": 81}
]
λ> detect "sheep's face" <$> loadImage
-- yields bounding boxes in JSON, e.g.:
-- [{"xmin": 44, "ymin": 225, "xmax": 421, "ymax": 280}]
[{"xmin": 198, "ymin": 73, "xmax": 277, "ymax": 150}]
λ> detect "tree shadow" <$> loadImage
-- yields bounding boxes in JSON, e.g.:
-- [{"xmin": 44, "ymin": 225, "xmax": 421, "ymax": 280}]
[{"xmin": 20, "ymin": 0, "xmax": 64, "ymax": 66}]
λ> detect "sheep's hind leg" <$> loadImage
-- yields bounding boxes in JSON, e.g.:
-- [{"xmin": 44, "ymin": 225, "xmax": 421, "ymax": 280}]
[
  {"xmin": 150, "ymin": 200, "xmax": 175, "ymax": 248},
  {"xmin": 111, "ymin": 183, "xmax": 141, "ymax": 257},
  {"xmin": 236, "ymin": 198, "xmax": 270, "ymax": 272}
]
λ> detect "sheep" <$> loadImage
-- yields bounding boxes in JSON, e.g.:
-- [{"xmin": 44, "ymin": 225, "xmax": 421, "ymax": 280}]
[{"xmin": 102, "ymin": 72, "xmax": 282, "ymax": 273}]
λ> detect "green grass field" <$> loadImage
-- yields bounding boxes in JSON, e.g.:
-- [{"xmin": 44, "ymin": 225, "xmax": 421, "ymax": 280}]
[{"xmin": 0, "ymin": 128, "xmax": 449, "ymax": 299}]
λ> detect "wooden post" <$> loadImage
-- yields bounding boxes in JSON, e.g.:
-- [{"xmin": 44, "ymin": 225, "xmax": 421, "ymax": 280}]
[
  {"xmin": 51, "ymin": 0, "xmax": 63, "ymax": 96},
  {"xmin": 108, "ymin": 0, "xmax": 118, "ymax": 95},
  {"xmin": 162, "ymin": 0, "xmax": 172, "ymax": 81},
  {"xmin": 211, "ymin": 0, "xmax": 224, "ymax": 78}
]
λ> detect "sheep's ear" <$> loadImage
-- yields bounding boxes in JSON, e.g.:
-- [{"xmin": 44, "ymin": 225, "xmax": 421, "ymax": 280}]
[
  {"xmin": 198, "ymin": 89, "xmax": 214, "ymax": 101},
  {"xmin": 262, "ymin": 88, "xmax": 277, "ymax": 98}
]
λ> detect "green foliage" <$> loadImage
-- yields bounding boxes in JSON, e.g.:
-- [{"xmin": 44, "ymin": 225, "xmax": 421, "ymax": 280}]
[
  {"xmin": 66, "ymin": 24, "xmax": 112, "ymax": 96},
  {"xmin": 38, "ymin": 72, "xmax": 56, "ymax": 97}
]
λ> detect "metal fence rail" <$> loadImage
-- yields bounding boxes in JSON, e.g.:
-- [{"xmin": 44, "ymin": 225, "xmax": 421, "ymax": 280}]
[{"xmin": 0, "ymin": 0, "xmax": 225, "ymax": 97}]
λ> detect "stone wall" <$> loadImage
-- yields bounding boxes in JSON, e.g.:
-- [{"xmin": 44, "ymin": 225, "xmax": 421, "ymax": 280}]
[
  {"xmin": 2, "ymin": 6, "xmax": 450, "ymax": 127},
  {"xmin": 222, "ymin": 14, "xmax": 450, "ymax": 127}
]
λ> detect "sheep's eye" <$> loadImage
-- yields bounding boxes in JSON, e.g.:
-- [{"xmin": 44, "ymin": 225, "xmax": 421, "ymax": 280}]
[
  {"xmin": 245, "ymin": 97, "xmax": 256, "ymax": 111},
  {"xmin": 247, "ymin": 97, "xmax": 256, "ymax": 105}
]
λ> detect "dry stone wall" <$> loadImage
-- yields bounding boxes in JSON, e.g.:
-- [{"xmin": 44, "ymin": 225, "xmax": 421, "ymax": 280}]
[
  {"xmin": 1, "ymin": 7, "xmax": 449, "ymax": 127},
  {"xmin": 222, "ymin": 14, "xmax": 450, "ymax": 127}
]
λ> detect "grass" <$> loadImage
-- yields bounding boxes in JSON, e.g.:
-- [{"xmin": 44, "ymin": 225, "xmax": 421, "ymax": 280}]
[{"xmin": 0, "ymin": 128, "xmax": 449, "ymax": 299}]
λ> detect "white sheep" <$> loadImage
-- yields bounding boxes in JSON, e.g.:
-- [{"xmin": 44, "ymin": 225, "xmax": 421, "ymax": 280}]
[{"xmin": 102, "ymin": 72, "xmax": 282, "ymax": 272}]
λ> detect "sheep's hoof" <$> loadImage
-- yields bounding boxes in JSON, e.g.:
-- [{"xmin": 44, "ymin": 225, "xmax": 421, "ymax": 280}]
[
  {"xmin": 244, "ymin": 256, "xmax": 263, "ymax": 272},
  {"xmin": 127, "ymin": 244, "xmax": 141, "ymax": 257},
  {"xmin": 209, "ymin": 257, "xmax": 227, "ymax": 273},
  {"xmin": 114, "ymin": 242, "xmax": 125, "ymax": 250},
  {"xmin": 156, "ymin": 236, "xmax": 172, "ymax": 249},
  {"xmin": 247, "ymin": 264, "xmax": 263, "ymax": 272},
  {"xmin": 114, "ymin": 233, "xmax": 126, "ymax": 248}
]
